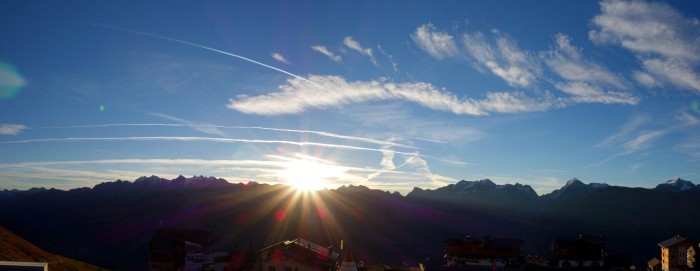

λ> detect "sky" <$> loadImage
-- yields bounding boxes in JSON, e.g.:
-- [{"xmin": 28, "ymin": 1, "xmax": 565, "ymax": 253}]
[{"xmin": 2, "ymin": 0, "xmax": 700, "ymax": 195}]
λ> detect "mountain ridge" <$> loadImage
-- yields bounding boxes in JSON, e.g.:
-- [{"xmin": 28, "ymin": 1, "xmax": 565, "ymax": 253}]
[{"xmin": 5, "ymin": 175, "xmax": 695, "ymax": 196}]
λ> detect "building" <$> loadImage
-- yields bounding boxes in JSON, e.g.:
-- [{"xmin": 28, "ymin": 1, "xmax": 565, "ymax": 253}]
[
  {"xmin": 443, "ymin": 234, "xmax": 523, "ymax": 269},
  {"xmin": 686, "ymin": 244, "xmax": 699, "ymax": 270},
  {"xmin": 0, "ymin": 261, "xmax": 48, "ymax": 271},
  {"xmin": 658, "ymin": 235, "xmax": 695, "ymax": 271},
  {"xmin": 148, "ymin": 229, "xmax": 210, "ymax": 271},
  {"xmin": 551, "ymin": 235, "xmax": 605, "ymax": 268},
  {"xmin": 339, "ymin": 253, "xmax": 359, "ymax": 271},
  {"xmin": 255, "ymin": 238, "xmax": 339, "ymax": 271},
  {"xmin": 648, "ymin": 258, "xmax": 661, "ymax": 271}
]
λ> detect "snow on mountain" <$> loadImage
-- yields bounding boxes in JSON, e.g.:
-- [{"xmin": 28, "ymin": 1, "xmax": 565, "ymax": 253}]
[{"xmin": 655, "ymin": 178, "xmax": 696, "ymax": 192}]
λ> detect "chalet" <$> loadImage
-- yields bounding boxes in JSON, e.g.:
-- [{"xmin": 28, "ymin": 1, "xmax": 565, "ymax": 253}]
[
  {"xmin": 551, "ymin": 235, "xmax": 605, "ymax": 268},
  {"xmin": 648, "ymin": 258, "xmax": 661, "ymax": 271},
  {"xmin": 0, "ymin": 261, "xmax": 48, "ymax": 271},
  {"xmin": 255, "ymin": 238, "xmax": 339, "ymax": 271},
  {"xmin": 148, "ymin": 229, "xmax": 210, "ymax": 271},
  {"xmin": 339, "ymin": 253, "xmax": 359, "ymax": 271},
  {"xmin": 443, "ymin": 234, "xmax": 523, "ymax": 270},
  {"xmin": 658, "ymin": 235, "xmax": 695, "ymax": 271},
  {"xmin": 688, "ymin": 245, "xmax": 698, "ymax": 270}
]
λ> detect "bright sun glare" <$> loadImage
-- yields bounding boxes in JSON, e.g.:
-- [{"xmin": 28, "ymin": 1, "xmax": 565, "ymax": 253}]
[{"xmin": 281, "ymin": 158, "xmax": 344, "ymax": 191}]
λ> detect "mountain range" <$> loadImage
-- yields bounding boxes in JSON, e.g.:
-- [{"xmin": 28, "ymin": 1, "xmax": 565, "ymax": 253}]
[{"xmin": 1, "ymin": 175, "xmax": 699, "ymax": 270}]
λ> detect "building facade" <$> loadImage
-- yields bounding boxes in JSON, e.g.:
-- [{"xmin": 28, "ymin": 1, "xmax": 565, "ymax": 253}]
[
  {"xmin": 256, "ymin": 238, "xmax": 339, "ymax": 271},
  {"xmin": 443, "ymin": 234, "xmax": 523, "ymax": 270},
  {"xmin": 551, "ymin": 235, "xmax": 605, "ymax": 269},
  {"xmin": 658, "ymin": 235, "xmax": 696, "ymax": 271}
]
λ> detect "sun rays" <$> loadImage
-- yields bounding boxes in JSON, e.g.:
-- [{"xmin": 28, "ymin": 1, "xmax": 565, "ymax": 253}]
[{"xmin": 279, "ymin": 154, "xmax": 347, "ymax": 191}]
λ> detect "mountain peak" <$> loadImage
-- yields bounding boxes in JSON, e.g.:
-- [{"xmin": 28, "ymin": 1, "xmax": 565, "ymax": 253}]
[
  {"xmin": 565, "ymin": 178, "xmax": 583, "ymax": 187},
  {"xmin": 656, "ymin": 178, "xmax": 696, "ymax": 192}
]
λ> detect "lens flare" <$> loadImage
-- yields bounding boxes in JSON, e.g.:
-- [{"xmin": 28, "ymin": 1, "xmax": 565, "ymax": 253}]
[
  {"xmin": 692, "ymin": 100, "xmax": 699, "ymax": 113},
  {"xmin": 0, "ymin": 61, "xmax": 25, "ymax": 99}
]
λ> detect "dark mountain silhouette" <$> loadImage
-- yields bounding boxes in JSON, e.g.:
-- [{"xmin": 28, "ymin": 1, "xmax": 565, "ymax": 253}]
[
  {"xmin": 541, "ymin": 178, "xmax": 610, "ymax": 202},
  {"xmin": 1, "ymin": 176, "xmax": 699, "ymax": 271}
]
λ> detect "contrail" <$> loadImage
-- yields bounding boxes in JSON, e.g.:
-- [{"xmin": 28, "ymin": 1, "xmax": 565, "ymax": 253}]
[
  {"xmin": 0, "ymin": 136, "xmax": 428, "ymax": 157},
  {"xmin": 91, "ymin": 23, "xmax": 320, "ymax": 87},
  {"xmin": 30, "ymin": 123, "xmax": 418, "ymax": 149}
]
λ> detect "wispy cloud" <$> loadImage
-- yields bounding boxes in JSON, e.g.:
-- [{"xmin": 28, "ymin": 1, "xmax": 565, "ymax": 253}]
[
  {"xmin": 0, "ymin": 136, "xmax": 429, "ymax": 157},
  {"xmin": 596, "ymin": 115, "xmax": 650, "ymax": 147},
  {"xmin": 31, "ymin": 123, "xmax": 416, "ymax": 149},
  {"xmin": 554, "ymin": 81, "xmax": 639, "ymax": 105},
  {"xmin": 151, "ymin": 113, "xmax": 227, "ymax": 136},
  {"xmin": 227, "ymin": 75, "xmax": 559, "ymax": 116},
  {"xmin": 543, "ymin": 34, "xmax": 628, "ymax": 89},
  {"xmin": 377, "ymin": 45, "xmax": 398, "ymax": 72},
  {"xmin": 589, "ymin": 0, "xmax": 700, "ymax": 94},
  {"xmin": 462, "ymin": 30, "xmax": 541, "ymax": 88},
  {"xmin": 411, "ymin": 23, "xmax": 461, "ymax": 59},
  {"xmin": 271, "ymin": 53, "xmax": 290, "ymax": 64},
  {"xmin": 588, "ymin": 114, "xmax": 683, "ymax": 168},
  {"xmin": 674, "ymin": 140, "xmax": 700, "ymax": 161},
  {"xmin": 311, "ymin": 45, "xmax": 342, "ymax": 62},
  {"xmin": 0, "ymin": 124, "xmax": 27, "ymax": 135},
  {"xmin": 343, "ymin": 36, "xmax": 377, "ymax": 65}
]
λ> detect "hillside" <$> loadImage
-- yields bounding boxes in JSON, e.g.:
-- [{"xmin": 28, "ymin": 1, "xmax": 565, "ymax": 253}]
[{"xmin": 0, "ymin": 226, "xmax": 108, "ymax": 271}]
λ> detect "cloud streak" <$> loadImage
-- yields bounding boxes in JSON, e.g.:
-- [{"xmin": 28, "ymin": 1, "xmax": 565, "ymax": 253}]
[
  {"xmin": 462, "ymin": 30, "xmax": 541, "ymax": 88},
  {"xmin": 311, "ymin": 45, "xmax": 342, "ymax": 62},
  {"xmin": 228, "ymin": 75, "xmax": 559, "ymax": 116},
  {"xmin": 0, "ymin": 124, "xmax": 26, "ymax": 135},
  {"xmin": 343, "ymin": 36, "xmax": 377, "ymax": 65},
  {"xmin": 0, "ymin": 136, "xmax": 427, "ymax": 156},
  {"xmin": 31, "ymin": 122, "xmax": 417, "ymax": 149},
  {"xmin": 411, "ymin": 23, "xmax": 461, "ymax": 59},
  {"xmin": 271, "ymin": 53, "xmax": 290, "ymax": 64}
]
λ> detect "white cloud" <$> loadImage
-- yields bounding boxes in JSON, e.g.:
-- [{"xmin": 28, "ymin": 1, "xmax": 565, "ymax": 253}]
[
  {"xmin": 271, "ymin": 53, "xmax": 290, "ymax": 64},
  {"xmin": 227, "ymin": 75, "xmax": 559, "ymax": 116},
  {"xmin": 0, "ymin": 124, "xmax": 27, "ymax": 135},
  {"xmin": 640, "ymin": 58, "xmax": 700, "ymax": 92},
  {"xmin": 343, "ymin": 36, "xmax": 377, "ymax": 65},
  {"xmin": 633, "ymin": 71, "xmax": 660, "ymax": 88},
  {"xmin": 555, "ymin": 81, "xmax": 639, "ymax": 105},
  {"xmin": 462, "ymin": 30, "xmax": 541, "ymax": 88},
  {"xmin": 379, "ymin": 146, "xmax": 396, "ymax": 170},
  {"xmin": 311, "ymin": 45, "xmax": 342, "ymax": 62},
  {"xmin": 411, "ymin": 23, "xmax": 460, "ymax": 59},
  {"xmin": 590, "ymin": 0, "xmax": 700, "ymax": 94},
  {"xmin": 543, "ymin": 34, "xmax": 628, "ymax": 89}
]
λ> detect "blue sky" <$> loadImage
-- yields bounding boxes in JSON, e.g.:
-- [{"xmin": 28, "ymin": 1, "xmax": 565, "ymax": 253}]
[{"xmin": 2, "ymin": 0, "xmax": 700, "ymax": 194}]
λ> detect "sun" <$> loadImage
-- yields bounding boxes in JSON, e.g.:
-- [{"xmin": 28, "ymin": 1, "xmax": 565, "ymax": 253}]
[{"xmin": 281, "ymin": 157, "xmax": 344, "ymax": 191}]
